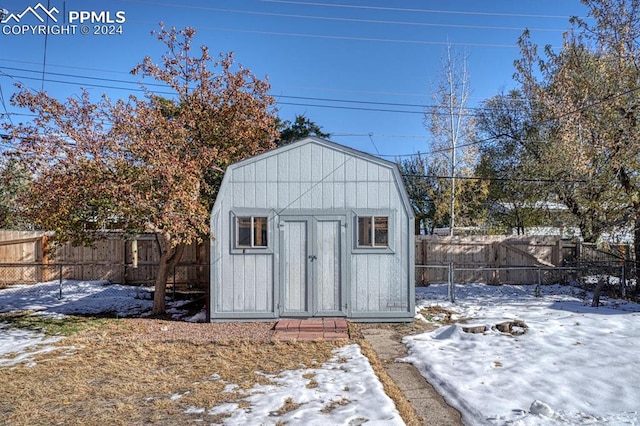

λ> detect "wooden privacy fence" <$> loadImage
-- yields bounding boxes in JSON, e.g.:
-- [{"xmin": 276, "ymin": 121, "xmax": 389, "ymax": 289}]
[
  {"xmin": 0, "ymin": 231, "xmax": 47, "ymax": 283},
  {"xmin": 0, "ymin": 231, "xmax": 208, "ymax": 287},
  {"xmin": 1, "ymin": 230, "xmax": 633, "ymax": 287},
  {"xmin": 416, "ymin": 235, "xmax": 566, "ymax": 285}
]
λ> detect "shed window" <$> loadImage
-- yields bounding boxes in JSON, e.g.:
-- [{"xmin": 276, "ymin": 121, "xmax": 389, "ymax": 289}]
[
  {"xmin": 357, "ymin": 216, "xmax": 389, "ymax": 247},
  {"xmin": 236, "ymin": 216, "xmax": 268, "ymax": 248}
]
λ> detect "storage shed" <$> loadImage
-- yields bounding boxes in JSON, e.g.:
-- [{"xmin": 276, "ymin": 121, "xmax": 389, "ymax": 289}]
[{"xmin": 210, "ymin": 137, "xmax": 415, "ymax": 322}]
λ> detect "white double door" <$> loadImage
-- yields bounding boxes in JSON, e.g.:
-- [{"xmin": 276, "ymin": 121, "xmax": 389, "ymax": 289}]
[{"xmin": 279, "ymin": 215, "xmax": 346, "ymax": 317}]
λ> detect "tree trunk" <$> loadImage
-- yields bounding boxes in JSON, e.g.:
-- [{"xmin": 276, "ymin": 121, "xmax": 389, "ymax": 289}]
[{"xmin": 152, "ymin": 234, "xmax": 186, "ymax": 315}]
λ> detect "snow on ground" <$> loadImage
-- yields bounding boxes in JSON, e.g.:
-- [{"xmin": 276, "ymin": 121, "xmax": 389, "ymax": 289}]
[
  {"xmin": 408, "ymin": 283, "xmax": 640, "ymax": 425},
  {"xmin": 0, "ymin": 280, "xmax": 154, "ymax": 317},
  {"xmin": 4, "ymin": 280, "xmax": 640, "ymax": 425},
  {"xmin": 0, "ymin": 280, "xmax": 155, "ymax": 367},
  {"xmin": 186, "ymin": 344, "xmax": 403, "ymax": 425},
  {"xmin": 0, "ymin": 323, "xmax": 62, "ymax": 367},
  {"xmin": 0, "ymin": 280, "xmax": 401, "ymax": 425}
]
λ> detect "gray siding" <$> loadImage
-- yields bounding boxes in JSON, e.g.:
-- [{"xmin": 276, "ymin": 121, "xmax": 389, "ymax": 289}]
[{"xmin": 211, "ymin": 137, "xmax": 414, "ymax": 321}]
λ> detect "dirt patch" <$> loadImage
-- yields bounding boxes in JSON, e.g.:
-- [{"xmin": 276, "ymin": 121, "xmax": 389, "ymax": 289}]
[
  {"xmin": 418, "ymin": 305, "xmax": 458, "ymax": 324},
  {"xmin": 354, "ymin": 319, "xmax": 435, "ymax": 338},
  {"xmin": 461, "ymin": 320, "xmax": 529, "ymax": 336},
  {"xmin": 493, "ymin": 320, "xmax": 528, "ymax": 336}
]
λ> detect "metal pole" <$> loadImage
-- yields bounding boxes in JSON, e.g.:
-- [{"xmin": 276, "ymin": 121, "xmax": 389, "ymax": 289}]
[
  {"xmin": 448, "ymin": 261, "xmax": 455, "ymax": 303},
  {"xmin": 535, "ymin": 269, "xmax": 542, "ymax": 297},
  {"xmin": 58, "ymin": 263, "xmax": 63, "ymax": 299},
  {"xmin": 621, "ymin": 264, "xmax": 626, "ymax": 299}
]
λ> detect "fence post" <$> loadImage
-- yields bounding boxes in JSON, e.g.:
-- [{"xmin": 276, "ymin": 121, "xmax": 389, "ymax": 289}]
[
  {"xmin": 535, "ymin": 268, "xmax": 542, "ymax": 297},
  {"xmin": 448, "ymin": 261, "xmax": 455, "ymax": 303},
  {"xmin": 58, "ymin": 263, "xmax": 63, "ymax": 299}
]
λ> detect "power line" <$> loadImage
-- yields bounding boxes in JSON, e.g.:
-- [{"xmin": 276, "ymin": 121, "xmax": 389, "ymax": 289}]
[
  {"xmin": 384, "ymin": 135, "xmax": 501, "ymax": 158},
  {"xmin": 1, "ymin": 66, "xmax": 488, "ymax": 116},
  {"xmin": 334, "ymin": 133, "xmax": 426, "ymax": 139},
  {"xmin": 41, "ymin": 0, "xmax": 51, "ymax": 92},
  {"xmin": 259, "ymin": 0, "xmax": 585, "ymax": 20},
  {"xmin": 2, "ymin": 61, "xmax": 637, "ymax": 162},
  {"xmin": 276, "ymin": 100, "xmax": 424, "ymax": 115},
  {"xmin": 0, "ymin": 84, "xmax": 13, "ymax": 125},
  {"xmin": 4, "ymin": 63, "xmax": 637, "ymax": 130},
  {"xmin": 121, "ymin": 0, "xmax": 566, "ymax": 33},
  {"xmin": 0, "ymin": 58, "xmax": 133, "ymax": 76},
  {"xmin": 194, "ymin": 26, "xmax": 521, "ymax": 48},
  {"xmin": 276, "ymin": 93, "xmax": 491, "ymax": 111},
  {"xmin": 0, "ymin": 58, "xmax": 481, "ymax": 102},
  {"xmin": 0, "ymin": 66, "xmax": 164, "ymax": 90},
  {"xmin": 1, "ymin": 71, "xmax": 430, "ymax": 115},
  {"xmin": 401, "ymin": 173, "xmax": 588, "ymax": 184},
  {"xmin": 0, "ymin": 65, "xmax": 478, "ymax": 111}
]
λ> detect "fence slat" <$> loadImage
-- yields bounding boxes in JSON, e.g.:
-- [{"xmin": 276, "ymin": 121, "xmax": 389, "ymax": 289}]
[{"xmin": 0, "ymin": 231, "xmax": 209, "ymax": 286}]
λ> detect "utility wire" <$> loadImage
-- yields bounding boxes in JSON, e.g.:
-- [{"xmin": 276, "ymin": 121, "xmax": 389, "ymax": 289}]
[
  {"xmin": 1, "ymin": 67, "xmax": 484, "ymax": 116},
  {"xmin": 41, "ymin": 0, "xmax": 51, "ymax": 92},
  {"xmin": 0, "ymin": 57, "xmax": 480, "ymax": 102},
  {"xmin": 0, "ymin": 72, "xmax": 437, "ymax": 115},
  {"xmin": 191, "ymin": 26, "xmax": 520, "ymax": 48},
  {"xmin": 3, "ymin": 68, "xmax": 638, "ymax": 159},
  {"xmin": 367, "ymin": 132, "xmax": 380, "ymax": 156},
  {"xmin": 259, "ymin": 0, "xmax": 585, "ymax": 20},
  {"xmin": 0, "ymin": 84, "xmax": 13, "ymax": 125},
  {"xmin": 401, "ymin": 173, "xmax": 588, "ymax": 184},
  {"xmin": 3, "ymin": 62, "xmax": 638, "ymax": 136},
  {"xmin": 120, "ymin": 0, "xmax": 566, "ymax": 33}
]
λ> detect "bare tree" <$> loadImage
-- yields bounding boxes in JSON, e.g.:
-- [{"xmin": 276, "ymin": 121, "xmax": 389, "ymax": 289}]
[{"xmin": 425, "ymin": 45, "xmax": 485, "ymax": 234}]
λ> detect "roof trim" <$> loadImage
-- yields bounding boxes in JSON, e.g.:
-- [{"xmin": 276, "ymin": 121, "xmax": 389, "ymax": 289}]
[
  {"xmin": 228, "ymin": 136, "xmax": 396, "ymax": 170},
  {"xmin": 212, "ymin": 137, "xmax": 414, "ymax": 220}
]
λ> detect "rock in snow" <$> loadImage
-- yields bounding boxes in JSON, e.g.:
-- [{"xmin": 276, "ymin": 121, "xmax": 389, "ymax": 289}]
[{"xmin": 530, "ymin": 400, "xmax": 555, "ymax": 417}]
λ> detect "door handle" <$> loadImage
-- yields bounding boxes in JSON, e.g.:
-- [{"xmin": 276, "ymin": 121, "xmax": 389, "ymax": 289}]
[{"xmin": 308, "ymin": 255, "xmax": 317, "ymax": 261}]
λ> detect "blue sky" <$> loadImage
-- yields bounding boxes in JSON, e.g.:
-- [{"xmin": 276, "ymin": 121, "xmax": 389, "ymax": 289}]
[{"xmin": 0, "ymin": 0, "xmax": 591, "ymax": 157}]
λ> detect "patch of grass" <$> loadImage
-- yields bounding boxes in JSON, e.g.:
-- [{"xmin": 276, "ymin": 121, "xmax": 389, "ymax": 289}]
[
  {"xmin": 358, "ymin": 339, "xmax": 423, "ymax": 426},
  {"xmin": 320, "ymin": 397, "xmax": 351, "ymax": 413},
  {"xmin": 0, "ymin": 320, "xmax": 343, "ymax": 425},
  {"xmin": 303, "ymin": 372, "xmax": 318, "ymax": 389},
  {"xmin": 419, "ymin": 305, "xmax": 457, "ymax": 324},
  {"xmin": 270, "ymin": 397, "xmax": 301, "ymax": 417},
  {"xmin": 0, "ymin": 311, "xmax": 114, "ymax": 336}
]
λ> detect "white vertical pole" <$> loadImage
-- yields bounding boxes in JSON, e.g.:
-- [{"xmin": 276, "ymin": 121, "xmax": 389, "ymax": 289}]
[
  {"xmin": 132, "ymin": 240, "xmax": 138, "ymax": 269},
  {"xmin": 448, "ymin": 261, "xmax": 455, "ymax": 303}
]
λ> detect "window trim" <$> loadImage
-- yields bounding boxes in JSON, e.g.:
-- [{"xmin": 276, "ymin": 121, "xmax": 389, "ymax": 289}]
[
  {"xmin": 352, "ymin": 210, "xmax": 395, "ymax": 254},
  {"xmin": 236, "ymin": 216, "xmax": 268, "ymax": 248},
  {"xmin": 357, "ymin": 215, "xmax": 389, "ymax": 248},
  {"xmin": 230, "ymin": 210, "xmax": 274, "ymax": 254}
]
